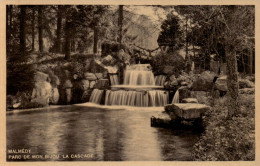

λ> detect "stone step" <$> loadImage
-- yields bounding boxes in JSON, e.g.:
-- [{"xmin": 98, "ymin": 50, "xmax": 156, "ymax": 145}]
[
  {"xmin": 151, "ymin": 112, "xmax": 171, "ymax": 127},
  {"xmin": 165, "ymin": 103, "xmax": 210, "ymax": 120}
]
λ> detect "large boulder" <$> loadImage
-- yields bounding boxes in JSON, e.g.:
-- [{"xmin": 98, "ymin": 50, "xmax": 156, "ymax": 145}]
[
  {"xmin": 31, "ymin": 81, "xmax": 52, "ymax": 106},
  {"xmin": 50, "ymin": 88, "xmax": 59, "ymax": 104},
  {"xmin": 95, "ymin": 73, "xmax": 104, "ymax": 80},
  {"xmin": 63, "ymin": 80, "xmax": 73, "ymax": 89},
  {"xmin": 182, "ymin": 98, "xmax": 198, "ymax": 103},
  {"xmin": 214, "ymin": 76, "xmax": 254, "ymax": 91},
  {"xmin": 191, "ymin": 71, "xmax": 216, "ymax": 91},
  {"xmin": 89, "ymin": 81, "xmax": 96, "ymax": 88},
  {"xmin": 95, "ymin": 79, "xmax": 110, "ymax": 89},
  {"xmin": 151, "ymin": 112, "xmax": 172, "ymax": 127},
  {"xmin": 81, "ymin": 79, "xmax": 90, "ymax": 91},
  {"xmin": 169, "ymin": 75, "xmax": 178, "ymax": 85},
  {"xmin": 47, "ymin": 71, "xmax": 60, "ymax": 104},
  {"xmin": 49, "ymin": 74, "xmax": 60, "ymax": 88},
  {"xmin": 239, "ymin": 79, "xmax": 254, "ymax": 89},
  {"xmin": 84, "ymin": 72, "xmax": 97, "ymax": 81},
  {"xmin": 215, "ymin": 75, "xmax": 228, "ymax": 91},
  {"xmin": 102, "ymin": 55, "xmax": 116, "ymax": 66},
  {"xmin": 65, "ymin": 89, "xmax": 72, "ymax": 104},
  {"xmin": 59, "ymin": 79, "xmax": 73, "ymax": 104},
  {"xmin": 34, "ymin": 71, "xmax": 49, "ymax": 82},
  {"xmin": 165, "ymin": 103, "xmax": 210, "ymax": 120}
]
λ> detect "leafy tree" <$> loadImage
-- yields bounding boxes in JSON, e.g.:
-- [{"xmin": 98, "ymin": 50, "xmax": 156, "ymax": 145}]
[
  {"xmin": 175, "ymin": 5, "xmax": 255, "ymax": 117},
  {"xmin": 157, "ymin": 12, "xmax": 183, "ymax": 52},
  {"xmin": 38, "ymin": 6, "xmax": 43, "ymax": 52},
  {"xmin": 7, "ymin": 5, "xmax": 34, "ymax": 95}
]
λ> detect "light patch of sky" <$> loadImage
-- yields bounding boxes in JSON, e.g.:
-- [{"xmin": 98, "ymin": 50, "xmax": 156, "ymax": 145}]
[
  {"xmin": 109, "ymin": 5, "xmax": 179, "ymax": 25},
  {"xmin": 126, "ymin": 6, "xmax": 168, "ymax": 24}
]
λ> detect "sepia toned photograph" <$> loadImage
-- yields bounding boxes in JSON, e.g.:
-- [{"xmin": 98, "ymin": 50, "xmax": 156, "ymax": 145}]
[{"xmin": 5, "ymin": 3, "xmax": 255, "ymax": 162}]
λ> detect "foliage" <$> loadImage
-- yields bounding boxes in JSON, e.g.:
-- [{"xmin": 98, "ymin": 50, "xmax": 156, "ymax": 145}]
[
  {"xmin": 193, "ymin": 94, "xmax": 255, "ymax": 161},
  {"xmin": 7, "ymin": 6, "xmax": 35, "ymax": 95},
  {"xmin": 101, "ymin": 41, "xmax": 129, "ymax": 57},
  {"xmin": 151, "ymin": 51, "xmax": 185, "ymax": 77},
  {"xmin": 175, "ymin": 5, "xmax": 255, "ymax": 70},
  {"xmin": 157, "ymin": 12, "xmax": 183, "ymax": 52}
]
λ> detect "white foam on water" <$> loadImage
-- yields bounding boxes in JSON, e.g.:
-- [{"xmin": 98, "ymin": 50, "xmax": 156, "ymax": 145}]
[{"xmin": 74, "ymin": 102, "xmax": 164, "ymax": 112}]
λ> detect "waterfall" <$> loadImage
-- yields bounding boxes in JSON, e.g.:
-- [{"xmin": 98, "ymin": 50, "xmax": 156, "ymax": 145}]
[
  {"xmin": 124, "ymin": 65, "xmax": 155, "ymax": 86},
  {"xmin": 155, "ymin": 75, "xmax": 166, "ymax": 86},
  {"xmin": 89, "ymin": 89, "xmax": 104, "ymax": 104},
  {"xmin": 105, "ymin": 90, "xmax": 168, "ymax": 107},
  {"xmin": 109, "ymin": 74, "xmax": 119, "ymax": 85},
  {"xmin": 89, "ymin": 64, "xmax": 170, "ymax": 107},
  {"xmin": 171, "ymin": 89, "xmax": 179, "ymax": 104}
]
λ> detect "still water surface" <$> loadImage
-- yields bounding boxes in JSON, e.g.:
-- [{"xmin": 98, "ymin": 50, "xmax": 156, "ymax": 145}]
[{"xmin": 7, "ymin": 105, "xmax": 199, "ymax": 161}]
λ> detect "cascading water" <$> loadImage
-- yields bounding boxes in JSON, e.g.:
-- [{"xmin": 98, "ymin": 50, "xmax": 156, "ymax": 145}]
[
  {"xmin": 155, "ymin": 75, "xmax": 166, "ymax": 86},
  {"xmin": 109, "ymin": 74, "xmax": 119, "ymax": 85},
  {"xmin": 124, "ymin": 64, "xmax": 155, "ymax": 86},
  {"xmin": 171, "ymin": 89, "xmax": 179, "ymax": 104},
  {"xmin": 105, "ymin": 90, "xmax": 168, "ymax": 107},
  {"xmin": 89, "ymin": 64, "xmax": 169, "ymax": 107},
  {"xmin": 89, "ymin": 89, "xmax": 104, "ymax": 104}
]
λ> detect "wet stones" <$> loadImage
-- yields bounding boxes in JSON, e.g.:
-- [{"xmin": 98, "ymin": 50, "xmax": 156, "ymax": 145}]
[
  {"xmin": 95, "ymin": 79, "xmax": 109, "ymax": 89},
  {"xmin": 165, "ymin": 103, "xmax": 210, "ymax": 120},
  {"xmin": 81, "ymin": 79, "xmax": 96, "ymax": 102},
  {"xmin": 151, "ymin": 112, "xmax": 172, "ymax": 127},
  {"xmin": 214, "ymin": 75, "xmax": 227, "ymax": 91},
  {"xmin": 31, "ymin": 72, "xmax": 52, "ymax": 106},
  {"xmin": 84, "ymin": 72, "xmax": 97, "ymax": 81}
]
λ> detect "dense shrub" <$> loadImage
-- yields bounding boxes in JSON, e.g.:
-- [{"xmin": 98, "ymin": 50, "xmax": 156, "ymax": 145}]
[
  {"xmin": 7, "ymin": 63, "xmax": 35, "ymax": 95},
  {"xmin": 193, "ymin": 94, "xmax": 255, "ymax": 161},
  {"xmin": 151, "ymin": 51, "xmax": 185, "ymax": 77},
  {"xmin": 101, "ymin": 42, "xmax": 132, "ymax": 58}
]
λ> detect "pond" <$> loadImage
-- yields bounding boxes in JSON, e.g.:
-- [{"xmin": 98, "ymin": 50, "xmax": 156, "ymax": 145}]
[{"xmin": 6, "ymin": 104, "xmax": 200, "ymax": 161}]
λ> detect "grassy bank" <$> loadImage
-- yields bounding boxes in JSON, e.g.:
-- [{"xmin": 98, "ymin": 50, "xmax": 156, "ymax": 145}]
[{"xmin": 193, "ymin": 94, "xmax": 255, "ymax": 160}]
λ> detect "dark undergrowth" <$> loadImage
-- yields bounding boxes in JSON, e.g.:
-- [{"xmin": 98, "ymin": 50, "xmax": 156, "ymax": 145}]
[{"xmin": 193, "ymin": 94, "xmax": 255, "ymax": 161}]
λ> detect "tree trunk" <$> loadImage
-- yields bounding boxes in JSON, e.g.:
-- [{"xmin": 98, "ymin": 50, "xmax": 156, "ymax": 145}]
[
  {"xmin": 20, "ymin": 6, "xmax": 26, "ymax": 56},
  {"xmin": 64, "ymin": 17, "xmax": 71, "ymax": 60},
  {"xmin": 8, "ymin": 5, "xmax": 13, "ymax": 54},
  {"xmin": 249, "ymin": 48, "xmax": 253, "ymax": 76},
  {"xmin": 118, "ymin": 5, "xmax": 123, "ymax": 49},
  {"xmin": 31, "ymin": 7, "xmax": 35, "ymax": 52},
  {"xmin": 185, "ymin": 17, "xmax": 188, "ymax": 60},
  {"xmin": 6, "ymin": 5, "xmax": 10, "ymax": 56},
  {"xmin": 56, "ymin": 5, "xmax": 62, "ymax": 53},
  {"xmin": 38, "ymin": 6, "xmax": 43, "ymax": 52},
  {"xmin": 93, "ymin": 26, "xmax": 98, "ymax": 54},
  {"xmin": 242, "ymin": 54, "xmax": 246, "ymax": 74},
  {"xmin": 225, "ymin": 44, "xmax": 239, "ymax": 118}
]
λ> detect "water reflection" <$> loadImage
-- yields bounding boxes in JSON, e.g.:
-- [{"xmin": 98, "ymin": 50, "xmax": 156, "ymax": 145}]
[{"xmin": 7, "ymin": 106, "xmax": 199, "ymax": 161}]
